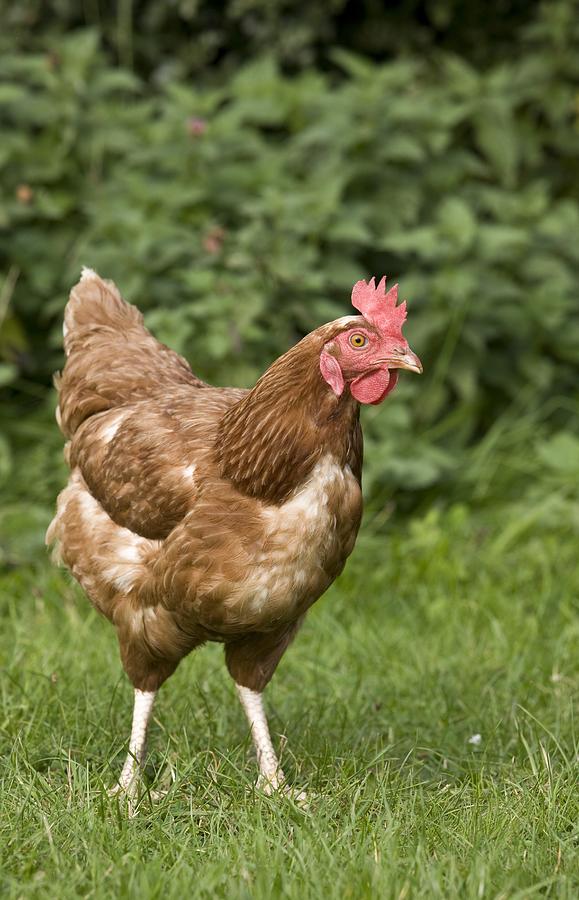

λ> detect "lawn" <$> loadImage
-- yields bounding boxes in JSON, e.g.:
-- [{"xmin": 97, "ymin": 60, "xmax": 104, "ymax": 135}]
[{"xmin": 1, "ymin": 507, "xmax": 578, "ymax": 898}]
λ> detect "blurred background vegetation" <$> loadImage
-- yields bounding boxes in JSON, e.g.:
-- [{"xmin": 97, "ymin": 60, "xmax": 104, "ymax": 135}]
[{"xmin": 1, "ymin": 0, "xmax": 579, "ymax": 565}]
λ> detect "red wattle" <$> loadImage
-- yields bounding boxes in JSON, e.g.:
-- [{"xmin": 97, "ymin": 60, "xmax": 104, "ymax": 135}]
[{"xmin": 350, "ymin": 368, "xmax": 398, "ymax": 405}]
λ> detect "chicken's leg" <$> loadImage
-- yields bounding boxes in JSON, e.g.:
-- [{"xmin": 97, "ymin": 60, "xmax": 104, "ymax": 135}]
[
  {"xmin": 236, "ymin": 684, "xmax": 306, "ymax": 802},
  {"xmin": 236, "ymin": 684, "xmax": 286, "ymax": 792},
  {"xmin": 225, "ymin": 625, "xmax": 305, "ymax": 800},
  {"xmin": 109, "ymin": 687, "xmax": 156, "ymax": 811}
]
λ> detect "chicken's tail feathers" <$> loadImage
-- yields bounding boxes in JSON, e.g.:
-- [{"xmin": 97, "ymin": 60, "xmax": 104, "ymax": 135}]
[
  {"xmin": 63, "ymin": 267, "xmax": 144, "ymax": 355},
  {"xmin": 56, "ymin": 269, "xmax": 203, "ymax": 439}
]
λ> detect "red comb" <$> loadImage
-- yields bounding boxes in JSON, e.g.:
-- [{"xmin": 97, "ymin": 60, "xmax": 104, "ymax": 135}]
[{"xmin": 351, "ymin": 276, "xmax": 407, "ymax": 335}]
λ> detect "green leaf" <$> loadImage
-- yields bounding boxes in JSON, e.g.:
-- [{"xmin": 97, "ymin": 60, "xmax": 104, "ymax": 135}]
[
  {"xmin": 536, "ymin": 433, "xmax": 579, "ymax": 476},
  {"xmin": 437, "ymin": 197, "xmax": 477, "ymax": 252},
  {"xmin": 474, "ymin": 97, "xmax": 519, "ymax": 187}
]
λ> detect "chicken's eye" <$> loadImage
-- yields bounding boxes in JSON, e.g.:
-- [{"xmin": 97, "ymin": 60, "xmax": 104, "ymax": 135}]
[{"xmin": 349, "ymin": 333, "xmax": 368, "ymax": 349}]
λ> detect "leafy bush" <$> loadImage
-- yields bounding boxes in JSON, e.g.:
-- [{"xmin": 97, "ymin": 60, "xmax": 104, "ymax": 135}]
[
  {"xmin": 1, "ymin": 0, "xmax": 579, "ymax": 524},
  {"xmin": 0, "ymin": 0, "xmax": 536, "ymax": 78}
]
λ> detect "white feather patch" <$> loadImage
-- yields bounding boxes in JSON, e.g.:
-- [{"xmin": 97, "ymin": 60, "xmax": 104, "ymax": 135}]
[
  {"xmin": 242, "ymin": 455, "xmax": 358, "ymax": 616},
  {"xmin": 99, "ymin": 411, "xmax": 128, "ymax": 444},
  {"xmin": 74, "ymin": 482, "xmax": 158, "ymax": 593}
]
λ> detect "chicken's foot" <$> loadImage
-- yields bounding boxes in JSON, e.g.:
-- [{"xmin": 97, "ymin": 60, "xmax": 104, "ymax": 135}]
[
  {"xmin": 236, "ymin": 684, "xmax": 307, "ymax": 804},
  {"xmin": 108, "ymin": 687, "xmax": 156, "ymax": 815}
]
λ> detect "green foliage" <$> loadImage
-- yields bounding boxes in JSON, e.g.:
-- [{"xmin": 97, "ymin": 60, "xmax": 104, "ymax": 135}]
[
  {"xmin": 0, "ymin": 0, "xmax": 536, "ymax": 78},
  {"xmin": 1, "ymin": 0, "xmax": 579, "ymax": 522}
]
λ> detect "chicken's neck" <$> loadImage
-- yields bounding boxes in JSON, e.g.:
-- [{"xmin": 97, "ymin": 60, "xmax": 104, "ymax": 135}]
[{"xmin": 215, "ymin": 334, "xmax": 362, "ymax": 505}]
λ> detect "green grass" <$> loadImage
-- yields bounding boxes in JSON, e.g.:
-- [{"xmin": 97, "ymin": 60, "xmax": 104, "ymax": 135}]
[{"xmin": 1, "ymin": 507, "xmax": 578, "ymax": 898}]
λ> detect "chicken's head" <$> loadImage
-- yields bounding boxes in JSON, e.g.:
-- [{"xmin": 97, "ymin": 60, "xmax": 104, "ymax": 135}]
[{"xmin": 320, "ymin": 277, "xmax": 422, "ymax": 405}]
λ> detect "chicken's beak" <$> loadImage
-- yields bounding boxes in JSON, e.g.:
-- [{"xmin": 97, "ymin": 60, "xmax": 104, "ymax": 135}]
[{"xmin": 393, "ymin": 349, "xmax": 423, "ymax": 374}]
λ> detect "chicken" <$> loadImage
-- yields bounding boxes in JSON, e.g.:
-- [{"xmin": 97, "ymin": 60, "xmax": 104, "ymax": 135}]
[{"xmin": 47, "ymin": 269, "xmax": 422, "ymax": 807}]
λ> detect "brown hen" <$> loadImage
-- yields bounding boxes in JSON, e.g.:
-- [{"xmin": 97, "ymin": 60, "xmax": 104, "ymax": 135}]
[{"xmin": 47, "ymin": 269, "xmax": 421, "ymax": 806}]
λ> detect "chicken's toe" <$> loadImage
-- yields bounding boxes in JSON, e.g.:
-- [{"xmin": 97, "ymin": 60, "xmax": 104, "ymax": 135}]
[
  {"xmin": 107, "ymin": 780, "xmax": 140, "ymax": 817},
  {"xmin": 256, "ymin": 773, "xmax": 309, "ymax": 807}
]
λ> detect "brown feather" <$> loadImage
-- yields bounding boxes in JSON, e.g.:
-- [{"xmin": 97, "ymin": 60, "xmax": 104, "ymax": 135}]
[{"xmin": 215, "ymin": 322, "xmax": 364, "ymax": 504}]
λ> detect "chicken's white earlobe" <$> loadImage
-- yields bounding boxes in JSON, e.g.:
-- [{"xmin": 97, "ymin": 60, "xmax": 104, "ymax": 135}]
[{"xmin": 319, "ymin": 350, "xmax": 345, "ymax": 397}]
